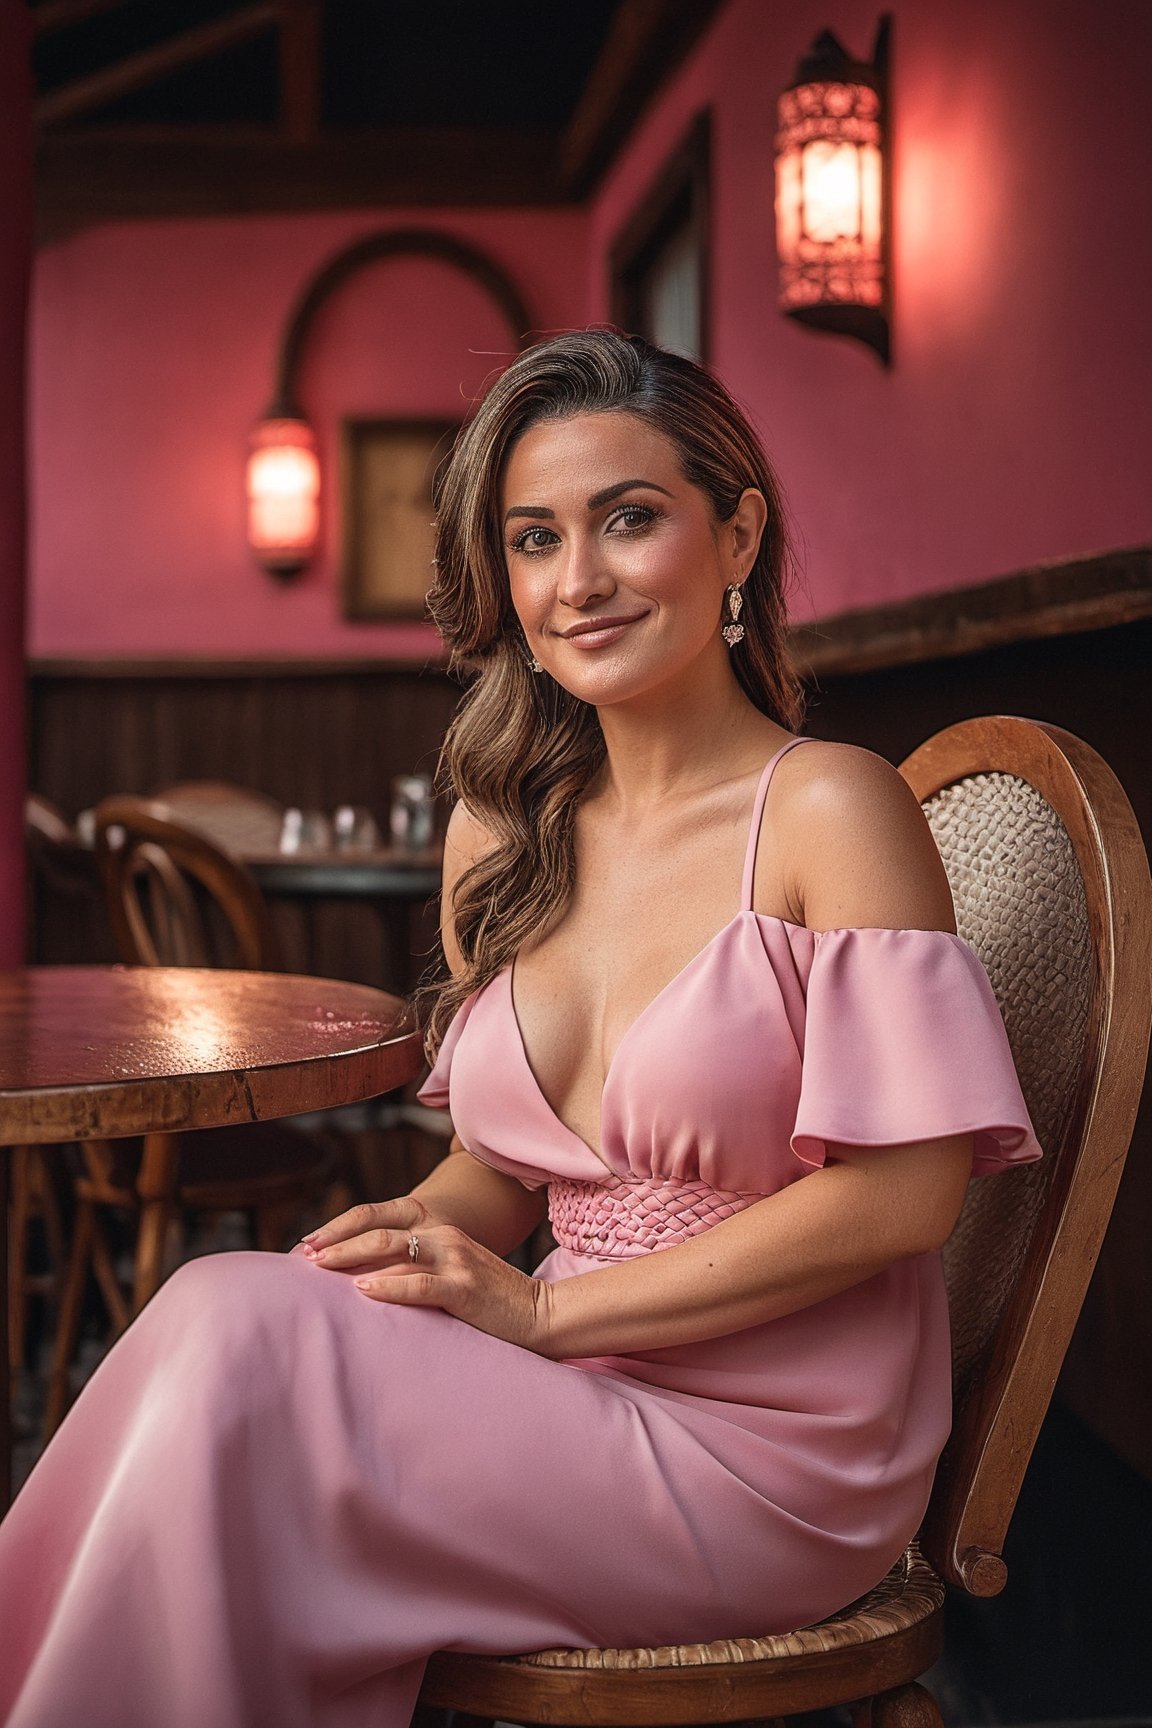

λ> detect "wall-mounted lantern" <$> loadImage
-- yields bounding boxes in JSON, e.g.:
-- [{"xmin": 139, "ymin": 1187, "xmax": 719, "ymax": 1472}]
[
  {"xmin": 246, "ymin": 411, "xmax": 321, "ymax": 579},
  {"xmin": 775, "ymin": 16, "xmax": 891, "ymax": 363}
]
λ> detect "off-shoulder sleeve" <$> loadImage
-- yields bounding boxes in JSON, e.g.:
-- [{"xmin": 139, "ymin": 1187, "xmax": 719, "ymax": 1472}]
[
  {"xmin": 415, "ymin": 992, "xmax": 475, "ymax": 1110},
  {"xmin": 791, "ymin": 927, "xmax": 1043, "ymax": 1176}
]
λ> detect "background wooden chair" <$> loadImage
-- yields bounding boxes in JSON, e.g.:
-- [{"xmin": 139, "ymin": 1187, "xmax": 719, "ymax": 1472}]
[
  {"xmin": 42, "ymin": 796, "xmax": 337, "ymax": 1434},
  {"xmin": 97, "ymin": 792, "xmax": 280, "ymax": 970},
  {"xmin": 7, "ymin": 1147, "xmax": 67, "ymax": 1378},
  {"xmin": 419, "ymin": 717, "xmax": 1152, "ymax": 1728},
  {"xmin": 24, "ymin": 792, "xmax": 98, "ymax": 900}
]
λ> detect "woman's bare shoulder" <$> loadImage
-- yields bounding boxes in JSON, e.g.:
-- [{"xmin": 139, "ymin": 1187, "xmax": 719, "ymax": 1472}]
[
  {"xmin": 444, "ymin": 799, "xmax": 498, "ymax": 871},
  {"xmin": 440, "ymin": 801, "xmax": 500, "ymax": 975},
  {"xmin": 772, "ymin": 739, "xmax": 955, "ymax": 933}
]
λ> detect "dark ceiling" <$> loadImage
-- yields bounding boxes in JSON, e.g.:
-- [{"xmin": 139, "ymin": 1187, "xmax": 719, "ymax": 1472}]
[
  {"xmin": 31, "ymin": 0, "xmax": 619, "ymax": 130},
  {"xmin": 29, "ymin": 0, "xmax": 725, "ymax": 239}
]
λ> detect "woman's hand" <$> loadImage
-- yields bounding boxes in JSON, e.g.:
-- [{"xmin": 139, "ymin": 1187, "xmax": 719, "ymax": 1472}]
[{"xmin": 299, "ymin": 1200, "xmax": 555, "ymax": 1354}]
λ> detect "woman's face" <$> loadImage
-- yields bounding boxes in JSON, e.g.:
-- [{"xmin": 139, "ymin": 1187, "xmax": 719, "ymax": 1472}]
[{"xmin": 498, "ymin": 410, "xmax": 764, "ymax": 710}]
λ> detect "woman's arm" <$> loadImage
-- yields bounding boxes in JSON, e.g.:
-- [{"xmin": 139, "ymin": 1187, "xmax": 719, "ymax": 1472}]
[{"xmin": 535, "ymin": 1132, "xmax": 971, "ymax": 1357}]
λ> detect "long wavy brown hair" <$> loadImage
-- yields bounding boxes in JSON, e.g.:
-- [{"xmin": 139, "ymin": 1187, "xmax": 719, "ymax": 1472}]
[{"xmin": 420, "ymin": 329, "xmax": 804, "ymax": 1056}]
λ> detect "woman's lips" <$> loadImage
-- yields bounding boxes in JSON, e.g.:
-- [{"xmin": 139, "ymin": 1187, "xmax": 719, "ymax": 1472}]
[{"xmin": 557, "ymin": 613, "xmax": 646, "ymax": 649}]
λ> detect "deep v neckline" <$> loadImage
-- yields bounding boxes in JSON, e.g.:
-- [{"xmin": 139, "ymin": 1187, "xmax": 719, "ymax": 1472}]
[
  {"xmin": 509, "ymin": 912, "xmax": 762, "ymax": 1167},
  {"xmin": 505, "ymin": 738, "xmax": 814, "ymax": 1167}
]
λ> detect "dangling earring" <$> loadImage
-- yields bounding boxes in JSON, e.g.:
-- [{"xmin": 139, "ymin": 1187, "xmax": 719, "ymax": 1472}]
[{"xmin": 721, "ymin": 584, "xmax": 745, "ymax": 647}]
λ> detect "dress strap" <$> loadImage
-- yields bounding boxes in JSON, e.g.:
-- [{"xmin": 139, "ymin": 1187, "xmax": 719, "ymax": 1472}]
[{"xmin": 740, "ymin": 737, "xmax": 816, "ymax": 912}]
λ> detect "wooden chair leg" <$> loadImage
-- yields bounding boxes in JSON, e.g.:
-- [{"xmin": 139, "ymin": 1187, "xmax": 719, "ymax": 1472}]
[
  {"xmin": 89, "ymin": 1212, "xmax": 131, "ymax": 1336},
  {"xmin": 35, "ymin": 1151, "xmax": 69, "ymax": 1279},
  {"xmin": 871, "ymin": 1682, "xmax": 944, "ymax": 1727},
  {"xmin": 44, "ymin": 1198, "xmax": 96, "ymax": 1439},
  {"xmin": 133, "ymin": 1133, "xmax": 180, "ymax": 1313},
  {"xmin": 7, "ymin": 1147, "xmax": 31, "ymax": 1373}
]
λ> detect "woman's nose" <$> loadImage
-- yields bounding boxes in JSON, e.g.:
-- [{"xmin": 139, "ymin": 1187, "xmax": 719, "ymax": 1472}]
[{"xmin": 555, "ymin": 534, "xmax": 615, "ymax": 608}]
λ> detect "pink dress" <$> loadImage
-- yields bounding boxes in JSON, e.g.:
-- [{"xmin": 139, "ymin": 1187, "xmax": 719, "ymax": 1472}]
[{"xmin": 0, "ymin": 741, "xmax": 1042, "ymax": 1728}]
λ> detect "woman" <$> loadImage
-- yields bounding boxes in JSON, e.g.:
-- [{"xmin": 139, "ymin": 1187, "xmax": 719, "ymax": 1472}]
[{"xmin": 0, "ymin": 332, "xmax": 1041, "ymax": 1728}]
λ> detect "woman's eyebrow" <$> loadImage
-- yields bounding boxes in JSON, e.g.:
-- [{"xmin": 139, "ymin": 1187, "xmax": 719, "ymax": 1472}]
[
  {"xmin": 587, "ymin": 479, "xmax": 674, "ymax": 510},
  {"xmin": 503, "ymin": 479, "xmax": 673, "ymax": 526}
]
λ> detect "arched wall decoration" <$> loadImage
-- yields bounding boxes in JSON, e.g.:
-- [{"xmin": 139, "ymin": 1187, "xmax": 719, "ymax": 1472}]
[
  {"xmin": 270, "ymin": 226, "xmax": 538, "ymax": 417},
  {"xmin": 247, "ymin": 226, "xmax": 537, "ymax": 580}
]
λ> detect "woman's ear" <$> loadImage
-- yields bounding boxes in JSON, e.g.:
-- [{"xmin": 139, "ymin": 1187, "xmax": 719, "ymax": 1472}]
[{"xmin": 731, "ymin": 489, "xmax": 768, "ymax": 580}]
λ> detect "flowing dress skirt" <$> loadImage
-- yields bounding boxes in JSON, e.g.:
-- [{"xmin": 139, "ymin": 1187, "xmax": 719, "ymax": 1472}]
[{"xmin": 0, "ymin": 1250, "xmax": 903, "ymax": 1728}]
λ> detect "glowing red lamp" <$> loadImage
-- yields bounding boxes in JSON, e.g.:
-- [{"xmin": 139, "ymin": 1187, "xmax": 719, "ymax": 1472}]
[
  {"xmin": 775, "ymin": 17, "xmax": 891, "ymax": 363},
  {"xmin": 246, "ymin": 415, "xmax": 320, "ymax": 578}
]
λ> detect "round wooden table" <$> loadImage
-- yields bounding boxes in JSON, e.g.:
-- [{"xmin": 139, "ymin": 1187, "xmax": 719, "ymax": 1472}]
[{"xmin": 0, "ymin": 965, "xmax": 423, "ymax": 1507}]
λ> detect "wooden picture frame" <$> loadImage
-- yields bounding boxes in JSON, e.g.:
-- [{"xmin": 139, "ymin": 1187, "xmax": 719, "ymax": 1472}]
[
  {"xmin": 341, "ymin": 417, "xmax": 459, "ymax": 621},
  {"xmin": 609, "ymin": 109, "xmax": 712, "ymax": 363}
]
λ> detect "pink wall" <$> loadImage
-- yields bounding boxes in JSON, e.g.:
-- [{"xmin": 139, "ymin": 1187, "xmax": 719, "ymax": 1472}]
[
  {"xmin": 29, "ymin": 209, "xmax": 587, "ymax": 656},
  {"xmin": 588, "ymin": 0, "xmax": 1152, "ymax": 619},
  {"xmin": 28, "ymin": 0, "xmax": 1152, "ymax": 654},
  {"xmin": 1, "ymin": 0, "xmax": 32, "ymax": 960}
]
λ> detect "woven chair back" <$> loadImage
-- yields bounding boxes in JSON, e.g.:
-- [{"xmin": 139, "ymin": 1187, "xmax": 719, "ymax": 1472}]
[
  {"xmin": 899, "ymin": 717, "xmax": 1151, "ymax": 1596},
  {"xmin": 94, "ymin": 795, "xmax": 280, "ymax": 973}
]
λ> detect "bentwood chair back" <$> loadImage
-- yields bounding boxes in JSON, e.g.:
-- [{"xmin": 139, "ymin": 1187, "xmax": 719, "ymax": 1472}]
[
  {"xmin": 418, "ymin": 717, "xmax": 1152, "ymax": 1728},
  {"xmin": 94, "ymin": 795, "xmax": 280, "ymax": 970},
  {"xmin": 149, "ymin": 780, "xmax": 285, "ymax": 858}
]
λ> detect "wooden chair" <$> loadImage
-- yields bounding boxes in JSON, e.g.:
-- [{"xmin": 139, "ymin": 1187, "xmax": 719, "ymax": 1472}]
[
  {"xmin": 419, "ymin": 717, "xmax": 1152, "ymax": 1728},
  {"xmin": 24, "ymin": 792, "xmax": 99, "ymax": 900},
  {"xmin": 43, "ymin": 796, "xmax": 335, "ymax": 1434},
  {"xmin": 96, "ymin": 793, "xmax": 280, "ymax": 970},
  {"xmin": 7, "ymin": 1147, "xmax": 67, "ymax": 1376}
]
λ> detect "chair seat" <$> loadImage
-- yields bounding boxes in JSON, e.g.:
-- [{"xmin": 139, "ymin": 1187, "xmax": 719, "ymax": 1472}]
[{"xmin": 422, "ymin": 1545, "xmax": 945, "ymax": 1722}]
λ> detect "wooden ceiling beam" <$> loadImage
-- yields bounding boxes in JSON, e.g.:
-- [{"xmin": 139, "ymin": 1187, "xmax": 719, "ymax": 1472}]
[
  {"xmin": 36, "ymin": 3, "xmax": 281, "ymax": 127},
  {"xmin": 558, "ymin": 0, "xmax": 725, "ymax": 197},
  {"xmin": 278, "ymin": 0, "xmax": 321, "ymax": 143},
  {"xmin": 35, "ymin": 126, "xmax": 564, "ymax": 240}
]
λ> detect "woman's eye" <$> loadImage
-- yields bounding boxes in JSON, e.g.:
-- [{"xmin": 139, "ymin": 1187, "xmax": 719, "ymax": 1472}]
[
  {"xmin": 509, "ymin": 526, "xmax": 557, "ymax": 555},
  {"xmin": 608, "ymin": 505, "xmax": 655, "ymax": 533}
]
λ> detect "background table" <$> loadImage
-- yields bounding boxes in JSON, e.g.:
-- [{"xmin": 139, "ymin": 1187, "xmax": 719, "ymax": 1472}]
[{"xmin": 0, "ymin": 964, "xmax": 423, "ymax": 1507}]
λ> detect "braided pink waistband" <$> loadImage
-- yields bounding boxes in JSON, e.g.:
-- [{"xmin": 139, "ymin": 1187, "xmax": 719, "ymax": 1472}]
[{"xmin": 548, "ymin": 1174, "xmax": 762, "ymax": 1259}]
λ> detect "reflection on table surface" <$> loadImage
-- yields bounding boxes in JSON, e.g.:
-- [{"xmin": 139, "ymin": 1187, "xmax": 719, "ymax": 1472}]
[{"xmin": 0, "ymin": 965, "xmax": 421, "ymax": 1138}]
